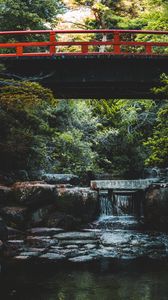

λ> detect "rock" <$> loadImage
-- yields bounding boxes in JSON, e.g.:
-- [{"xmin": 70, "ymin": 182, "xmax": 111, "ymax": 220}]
[
  {"xmin": 55, "ymin": 187, "xmax": 99, "ymax": 223},
  {"xmin": 54, "ymin": 231, "xmax": 97, "ymax": 240},
  {"xmin": 41, "ymin": 174, "xmax": 79, "ymax": 185},
  {"xmin": 0, "ymin": 172, "xmax": 15, "ymax": 185},
  {"xmin": 144, "ymin": 185, "xmax": 168, "ymax": 229},
  {"xmin": 12, "ymin": 182, "xmax": 57, "ymax": 208},
  {"xmin": 15, "ymin": 170, "xmax": 29, "ymax": 181},
  {"xmin": 8, "ymin": 240, "xmax": 24, "ymax": 248},
  {"xmin": 66, "ymin": 245, "xmax": 79, "ymax": 249},
  {"xmin": 14, "ymin": 255, "xmax": 30, "ymax": 260},
  {"xmin": 84, "ymin": 244, "xmax": 96, "ymax": 250},
  {"xmin": 0, "ymin": 240, "xmax": 3, "ymax": 251},
  {"xmin": 30, "ymin": 205, "xmax": 55, "ymax": 227},
  {"xmin": 101, "ymin": 232, "xmax": 132, "ymax": 246},
  {"xmin": 0, "ymin": 185, "xmax": 12, "ymax": 205},
  {"xmin": 26, "ymin": 236, "xmax": 58, "ymax": 248},
  {"xmin": 7, "ymin": 227, "xmax": 24, "ymax": 239},
  {"xmin": 40, "ymin": 253, "xmax": 65, "ymax": 261},
  {"xmin": 48, "ymin": 248, "xmax": 79, "ymax": 258},
  {"xmin": 95, "ymin": 248, "xmax": 119, "ymax": 259},
  {"xmin": 0, "ymin": 218, "xmax": 8, "ymax": 241},
  {"xmin": 23, "ymin": 247, "xmax": 46, "ymax": 253},
  {"xmin": 69, "ymin": 255, "xmax": 95, "ymax": 263},
  {"xmin": 58, "ymin": 239, "xmax": 99, "ymax": 246},
  {"xmin": 27, "ymin": 227, "xmax": 64, "ymax": 236},
  {"xmin": 18, "ymin": 251, "xmax": 40, "ymax": 257},
  {"xmin": 0, "ymin": 207, "xmax": 28, "ymax": 228},
  {"xmin": 46, "ymin": 212, "xmax": 80, "ymax": 230}
]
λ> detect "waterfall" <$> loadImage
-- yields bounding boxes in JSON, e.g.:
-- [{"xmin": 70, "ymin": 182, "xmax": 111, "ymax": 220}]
[
  {"xmin": 113, "ymin": 194, "xmax": 135, "ymax": 216},
  {"xmin": 99, "ymin": 191, "xmax": 113, "ymax": 216},
  {"xmin": 99, "ymin": 191, "xmax": 140, "ymax": 217}
]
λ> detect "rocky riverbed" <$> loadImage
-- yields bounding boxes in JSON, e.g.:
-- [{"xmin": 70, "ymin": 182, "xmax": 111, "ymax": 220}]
[
  {"xmin": 0, "ymin": 176, "xmax": 168, "ymax": 266},
  {"xmin": 3, "ymin": 224, "xmax": 168, "ymax": 264}
]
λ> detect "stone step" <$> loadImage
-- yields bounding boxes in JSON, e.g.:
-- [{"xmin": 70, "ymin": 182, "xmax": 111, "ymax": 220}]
[
  {"xmin": 54, "ymin": 231, "xmax": 97, "ymax": 240},
  {"xmin": 27, "ymin": 227, "xmax": 64, "ymax": 236}
]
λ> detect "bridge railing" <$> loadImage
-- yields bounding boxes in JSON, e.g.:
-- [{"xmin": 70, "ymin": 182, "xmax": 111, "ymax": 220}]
[{"xmin": 0, "ymin": 29, "xmax": 168, "ymax": 57}]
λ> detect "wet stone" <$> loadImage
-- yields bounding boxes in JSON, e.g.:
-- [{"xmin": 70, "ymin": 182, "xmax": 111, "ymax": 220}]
[
  {"xmin": 49, "ymin": 248, "xmax": 79, "ymax": 258},
  {"xmin": 65, "ymin": 245, "xmax": 79, "ymax": 249},
  {"xmin": 18, "ymin": 251, "xmax": 40, "ymax": 257},
  {"xmin": 27, "ymin": 227, "xmax": 64, "ymax": 236},
  {"xmin": 54, "ymin": 231, "xmax": 97, "ymax": 240},
  {"xmin": 69, "ymin": 255, "xmax": 95, "ymax": 263},
  {"xmin": 8, "ymin": 240, "xmax": 24, "ymax": 248},
  {"xmin": 23, "ymin": 247, "xmax": 46, "ymax": 253},
  {"xmin": 58, "ymin": 239, "xmax": 99, "ymax": 246},
  {"xmin": 0, "ymin": 240, "xmax": 3, "ymax": 250},
  {"xmin": 101, "ymin": 231, "xmax": 132, "ymax": 246},
  {"xmin": 95, "ymin": 248, "xmax": 119, "ymax": 259},
  {"xmin": 40, "ymin": 253, "xmax": 65, "ymax": 261},
  {"xmin": 26, "ymin": 236, "xmax": 58, "ymax": 248},
  {"xmin": 84, "ymin": 244, "xmax": 96, "ymax": 250},
  {"xmin": 14, "ymin": 255, "xmax": 30, "ymax": 260}
]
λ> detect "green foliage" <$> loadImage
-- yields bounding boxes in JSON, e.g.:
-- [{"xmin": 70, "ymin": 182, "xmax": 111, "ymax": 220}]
[
  {"xmin": 144, "ymin": 76, "xmax": 168, "ymax": 167},
  {"xmin": 0, "ymin": 0, "xmax": 65, "ymax": 30},
  {"xmin": 0, "ymin": 79, "xmax": 56, "ymax": 171},
  {"xmin": 0, "ymin": 0, "xmax": 168, "ymax": 178}
]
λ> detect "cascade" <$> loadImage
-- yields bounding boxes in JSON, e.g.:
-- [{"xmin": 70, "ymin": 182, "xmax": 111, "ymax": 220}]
[
  {"xmin": 99, "ymin": 191, "xmax": 113, "ymax": 216},
  {"xmin": 97, "ymin": 190, "xmax": 142, "ymax": 229},
  {"xmin": 99, "ymin": 192, "xmax": 140, "ymax": 217}
]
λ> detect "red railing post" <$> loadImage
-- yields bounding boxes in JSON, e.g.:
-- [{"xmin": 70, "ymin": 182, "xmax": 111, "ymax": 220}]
[
  {"xmin": 49, "ymin": 31, "xmax": 56, "ymax": 55},
  {"xmin": 113, "ymin": 32, "xmax": 121, "ymax": 54},
  {"xmin": 81, "ymin": 44, "xmax": 89, "ymax": 54},
  {"xmin": 16, "ymin": 46, "xmax": 23, "ymax": 56},
  {"xmin": 145, "ymin": 44, "xmax": 152, "ymax": 55}
]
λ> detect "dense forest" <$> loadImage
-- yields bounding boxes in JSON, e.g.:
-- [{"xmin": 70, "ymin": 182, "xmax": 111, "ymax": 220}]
[{"xmin": 0, "ymin": 0, "xmax": 168, "ymax": 179}]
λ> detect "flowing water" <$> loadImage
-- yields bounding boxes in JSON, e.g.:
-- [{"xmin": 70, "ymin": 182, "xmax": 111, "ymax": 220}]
[
  {"xmin": 1, "ymin": 190, "xmax": 168, "ymax": 299},
  {"xmin": 95, "ymin": 190, "xmax": 142, "ymax": 230},
  {"xmin": 1, "ymin": 261, "xmax": 168, "ymax": 300}
]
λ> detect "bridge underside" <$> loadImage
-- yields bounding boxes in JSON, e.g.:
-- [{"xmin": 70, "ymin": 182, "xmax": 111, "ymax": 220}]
[{"xmin": 1, "ymin": 55, "xmax": 168, "ymax": 99}]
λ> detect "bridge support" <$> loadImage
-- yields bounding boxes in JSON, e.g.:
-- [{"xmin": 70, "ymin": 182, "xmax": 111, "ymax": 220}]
[{"xmin": 1, "ymin": 55, "xmax": 168, "ymax": 99}]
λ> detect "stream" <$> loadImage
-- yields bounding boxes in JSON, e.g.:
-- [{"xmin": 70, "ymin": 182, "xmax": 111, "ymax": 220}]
[{"xmin": 1, "ymin": 192, "xmax": 168, "ymax": 299}]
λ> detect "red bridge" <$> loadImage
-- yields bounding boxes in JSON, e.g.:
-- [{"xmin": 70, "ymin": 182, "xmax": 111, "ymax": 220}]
[{"xmin": 0, "ymin": 29, "xmax": 168, "ymax": 98}]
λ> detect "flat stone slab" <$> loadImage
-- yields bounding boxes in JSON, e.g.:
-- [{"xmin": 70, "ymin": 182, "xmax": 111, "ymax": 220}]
[
  {"xmin": 26, "ymin": 236, "xmax": 58, "ymax": 248},
  {"xmin": 101, "ymin": 232, "xmax": 132, "ymax": 246},
  {"xmin": 54, "ymin": 232, "xmax": 97, "ymax": 240},
  {"xmin": 14, "ymin": 255, "xmax": 30, "ymax": 260},
  {"xmin": 18, "ymin": 251, "xmax": 40, "ymax": 257},
  {"xmin": 58, "ymin": 239, "xmax": 99, "ymax": 246},
  {"xmin": 91, "ymin": 179, "xmax": 157, "ymax": 190},
  {"xmin": 40, "ymin": 253, "xmax": 65, "ymax": 260},
  {"xmin": 69, "ymin": 255, "xmax": 95, "ymax": 263},
  {"xmin": 27, "ymin": 227, "xmax": 64, "ymax": 236},
  {"xmin": 8, "ymin": 240, "xmax": 24, "ymax": 247}
]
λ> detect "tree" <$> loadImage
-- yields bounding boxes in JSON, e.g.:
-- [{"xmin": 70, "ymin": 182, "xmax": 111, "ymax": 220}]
[
  {"xmin": 0, "ymin": 78, "xmax": 56, "ymax": 171},
  {"xmin": 0, "ymin": 0, "xmax": 65, "ymax": 30},
  {"xmin": 144, "ymin": 75, "xmax": 168, "ymax": 167}
]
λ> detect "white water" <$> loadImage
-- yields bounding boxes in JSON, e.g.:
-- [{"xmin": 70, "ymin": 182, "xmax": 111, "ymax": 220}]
[
  {"xmin": 100, "ymin": 192, "xmax": 139, "ymax": 217},
  {"xmin": 97, "ymin": 191, "xmax": 142, "ymax": 230}
]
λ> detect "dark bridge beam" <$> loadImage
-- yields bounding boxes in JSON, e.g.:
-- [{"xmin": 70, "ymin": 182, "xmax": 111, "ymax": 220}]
[{"xmin": 1, "ymin": 55, "xmax": 168, "ymax": 99}]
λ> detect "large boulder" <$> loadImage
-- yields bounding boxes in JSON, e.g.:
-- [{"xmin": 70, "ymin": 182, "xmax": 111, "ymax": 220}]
[
  {"xmin": 29, "ymin": 205, "xmax": 54, "ymax": 227},
  {"xmin": 0, "ymin": 185, "xmax": 12, "ymax": 206},
  {"xmin": 0, "ymin": 217, "xmax": 8, "ymax": 241},
  {"xmin": 41, "ymin": 174, "xmax": 80, "ymax": 185},
  {"xmin": 12, "ymin": 182, "xmax": 57, "ymax": 208},
  {"xmin": 55, "ymin": 187, "xmax": 99, "ymax": 223},
  {"xmin": 0, "ymin": 207, "xmax": 28, "ymax": 229},
  {"xmin": 46, "ymin": 212, "xmax": 81, "ymax": 230},
  {"xmin": 144, "ymin": 184, "xmax": 168, "ymax": 229}
]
